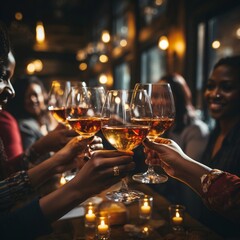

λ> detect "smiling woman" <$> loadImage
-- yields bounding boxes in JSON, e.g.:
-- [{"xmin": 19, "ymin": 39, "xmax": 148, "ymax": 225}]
[{"xmin": 197, "ymin": 55, "xmax": 240, "ymax": 237}]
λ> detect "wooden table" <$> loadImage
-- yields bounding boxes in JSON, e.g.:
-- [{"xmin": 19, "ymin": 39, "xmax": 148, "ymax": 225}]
[{"xmin": 37, "ymin": 179, "xmax": 223, "ymax": 240}]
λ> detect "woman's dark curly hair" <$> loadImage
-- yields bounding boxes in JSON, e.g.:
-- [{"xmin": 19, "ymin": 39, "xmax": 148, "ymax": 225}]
[{"xmin": 0, "ymin": 21, "xmax": 10, "ymax": 65}]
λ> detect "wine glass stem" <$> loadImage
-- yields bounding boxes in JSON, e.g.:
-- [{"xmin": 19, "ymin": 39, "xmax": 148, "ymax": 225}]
[
  {"xmin": 120, "ymin": 178, "xmax": 129, "ymax": 192},
  {"xmin": 146, "ymin": 165, "xmax": 156, "ymax": 174}
]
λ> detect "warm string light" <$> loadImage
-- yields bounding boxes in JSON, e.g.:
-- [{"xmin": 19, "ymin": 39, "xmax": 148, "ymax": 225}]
[
  {"xmin": 36, "ymin": 21, "xmax": 45, "ymax": 44},
  {"xmin": 76, "ymin": 29, "xmax": 128, "ymax": 67},
  {"xmin": 158, "ymin": 36, "xmax": 169, "ymax": 50}
]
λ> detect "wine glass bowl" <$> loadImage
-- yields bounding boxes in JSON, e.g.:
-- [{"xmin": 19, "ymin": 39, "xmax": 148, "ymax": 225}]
[
  {"xmin": 48, "ymin": 80, "xmax": 71, "ymax": 124},
  {"xmin": 132, "ymin": 83, "xmax": 175, "ymax": 184},
  {"xmin": 48, "ymin": 80, "xmax": 87, "ymax": 125},
  {"xmin": 101, "ymin": 89, "xmax": 153, "ymax": 204},
  {"xmin": 66, "ymin": 86, "xmax": 105, "ymax": 139}
]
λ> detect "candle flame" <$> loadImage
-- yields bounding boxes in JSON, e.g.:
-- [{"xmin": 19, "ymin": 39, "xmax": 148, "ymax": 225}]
[
  {"xmin": 176, "ymin": 211, "xmax": 180, "ymax": 218},
  {"xmin": 144, "ymin": 202, "xmax": 149, "ymax": 207},
  {"xmin": 88, "ymin": 209, "xmax": 93, "ymax": 215}
]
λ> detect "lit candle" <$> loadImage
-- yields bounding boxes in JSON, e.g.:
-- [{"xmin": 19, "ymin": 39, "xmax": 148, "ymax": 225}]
[
  {"xmin": 97, "ymin": 219, "xmax": 109, "ymax": 234},
  {"xmin": 85, "ymin": 208, "xmax": 96, "ymax": 223},
  {"xmin": 172, "ymin": 211, "xmax": 183, "ymax": 225},
  {"xmin": 141, "ymin": 201, "xmax": 151, "ymax": 214}
]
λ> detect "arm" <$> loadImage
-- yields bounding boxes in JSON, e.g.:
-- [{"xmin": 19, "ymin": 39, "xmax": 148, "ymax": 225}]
[
  {"xmin": 143, "ymin": 138, "xmax": 211, "ymax": 195},
  {"xmin": 1, "ymin": 150, "xmax": 135, "ymax": 239},
  {"xmin": 39, "ymin": 150, "xmax": 135, "ymax": 222},
  {"xmin": 0, "ymin": 111, "xmax": 23, "ymax": 160},
  {"xmin": 0, "ymin": 137, "xmax": 91, "ymax": 211},
  {"xmin": 143, "ymin": 138, "xmax": 240, "ymax": 223}
]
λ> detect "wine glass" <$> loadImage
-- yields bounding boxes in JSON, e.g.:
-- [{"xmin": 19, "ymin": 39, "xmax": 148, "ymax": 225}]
[
  {"xmin": 48, "ymin": 80, "xmax": 86, "ymax": 126},
  {"xmin": 48, "ymin": 81, "xmax": 87, "ymax": 182},
  {"xmin": 66, "ymin": 86, "xmax": 105, "ymax": 139},
  {"xmin": 101, "ymin": 89, "xmax": 152, "ymax": 204},
  {"xmin": 62, "ymin": 86, "xmax": 105, "ymax": 182},
  {"xmin": 132, "ymin": 83, "xmax": 175, "ymax": 184}
]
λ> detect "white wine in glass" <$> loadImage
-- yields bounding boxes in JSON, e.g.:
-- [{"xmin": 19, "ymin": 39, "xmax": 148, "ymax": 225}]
[
  {"xmin": 48, "ymin": 80, "xmax": 86, "ymax": 125},
  {"xmin": 101, "ymin": 89, "xmax": 152, "ymax": 204},
  {"xmin": 66, "ymin": 86, "xmax": 105, "ymax": 139},
  {"xmin": 132, "ymin": 83, "xmax": 175, "ymax": 184}
]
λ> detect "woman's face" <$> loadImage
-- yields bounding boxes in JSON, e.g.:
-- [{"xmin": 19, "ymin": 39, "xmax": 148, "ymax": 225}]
[
  {"xmin": 0, "ymin": 51, "xmax": 15, "ymax": 110},
  {"xmin": 204, "ymin": 64, "xmax": 240, "ymax": 121},
  {"xmin": 24, "ymin": 83, "xmax": 46, "ymax": 117}
]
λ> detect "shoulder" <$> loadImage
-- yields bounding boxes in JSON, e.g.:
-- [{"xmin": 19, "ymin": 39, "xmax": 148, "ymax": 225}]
[
  {"xmin": 0, "ymin": 110, "xmax": 19, "ymax": 131},
  {"xmin": 0, "ymin": 110, "xmax": 17, "ymax": 123},
  {"xmin": 18, "ymin": 118, "xmax": 42, "ymax": 136},
  {"xmin": 183, "ymin": 119, "xmax": 209, "ymax": 137}
]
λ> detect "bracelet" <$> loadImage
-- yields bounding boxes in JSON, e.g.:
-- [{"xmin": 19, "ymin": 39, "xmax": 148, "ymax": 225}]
[{"xmin": 200, "ymin": 169, "xmax": 224, "ymax": 194}]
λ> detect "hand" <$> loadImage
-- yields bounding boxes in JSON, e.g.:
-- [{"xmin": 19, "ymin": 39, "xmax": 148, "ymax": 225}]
[
  {"xmin": 51, "ymin": 136, "xmax": 94, "ymax": 174},
  {"xmin": 143, "ymin": 137, "xmax": 190, "ymax": 179},
  {"xmin": 72, "ymin": 150, "xmax": 135, "ymax": 199},
  {"xmin": 32, "ymin": 125, "xmax": 79, "ymax": 155}
]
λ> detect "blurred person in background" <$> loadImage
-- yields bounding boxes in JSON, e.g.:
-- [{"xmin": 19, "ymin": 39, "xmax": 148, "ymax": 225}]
[{"xmin": 7, "ymin": 75, "xmax": 57, "ymax": 150}]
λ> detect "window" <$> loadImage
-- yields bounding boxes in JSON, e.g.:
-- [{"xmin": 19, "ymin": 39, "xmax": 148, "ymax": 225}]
[
  {"xmin": 141, "ymin": 46, "xmax": 166, "ymax": 83},
  {"xmin": 196, "ymin": 5, "xmax": 240, "ymax": 111},
  {"xmin": 114, "ymin": 63, "xmax": 131, "ymax": 89}
]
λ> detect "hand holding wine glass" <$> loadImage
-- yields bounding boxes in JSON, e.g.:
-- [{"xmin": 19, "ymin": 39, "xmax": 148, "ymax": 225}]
[
  {"xmin": 132, "ymin": 83, "xmax": 175, "ymax": 184},
  {"xmin": 101, "ymin": 89, "xmax": 152, "ymax": 204}
]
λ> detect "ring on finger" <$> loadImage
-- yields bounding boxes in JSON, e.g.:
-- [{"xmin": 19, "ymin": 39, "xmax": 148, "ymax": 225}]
[{"xmin": 113, "ymin": 166, "xmax": 120, "ymax": 176}]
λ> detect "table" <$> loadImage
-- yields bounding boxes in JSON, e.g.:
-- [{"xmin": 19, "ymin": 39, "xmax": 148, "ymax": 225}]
[{"xmin": 37, "ymin": 179, "xmax": 223, "ymax": 240}]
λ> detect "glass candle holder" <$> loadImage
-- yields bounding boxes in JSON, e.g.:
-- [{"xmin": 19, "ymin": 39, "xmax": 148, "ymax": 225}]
[
  {"xmin": 169, "ymin": 204, "xmax": 185, "ymax": 231},
  {"xmin": 84, "ymin": 202, "xmax": 96, "ymax": 228},
  {"xmin": 96, "ymin": 211, "xmax": 110, "ymax": 240},
  {"xmin": 139, "ymin": 195, "xmax": 153, "ymax": 220}
]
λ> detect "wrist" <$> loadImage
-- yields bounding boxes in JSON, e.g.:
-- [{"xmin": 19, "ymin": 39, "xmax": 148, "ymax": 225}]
[{"xmin": 23, "ymin": 146, "xmax": 41, "ymax": 165}]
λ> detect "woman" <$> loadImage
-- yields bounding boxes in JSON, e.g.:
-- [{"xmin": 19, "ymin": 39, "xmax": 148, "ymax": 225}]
[
  {"xmin": 0, "ymin": 21, "xmax": 135, "ymax": 239},
  {"xmin": 197, "ymin": 55, "xmax": 240, "ymax": 236},
  {"xmin": 146, "ymin": 56, "xmax": 240, "ymax": 238}
]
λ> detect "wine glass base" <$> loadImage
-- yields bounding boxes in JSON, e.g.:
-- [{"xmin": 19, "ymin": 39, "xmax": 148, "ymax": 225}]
[
  {"xmin": 132, "ymin": 172, "xmax": 168, "ymax": 184},
  {"xmin": 106, "ymin": 189, "xmax": 145, "ymax": 204}
]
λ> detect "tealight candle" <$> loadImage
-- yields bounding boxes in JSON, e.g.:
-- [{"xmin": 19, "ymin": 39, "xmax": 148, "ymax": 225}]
[
  {"xmin": 97, "ymin": 219, "xmax": 109, "ymax": 234},
  {"xmin": 169, "ymin": 204, "xmax": 185, "ymax": 231},
  {"xmin": 139, "ymin": 195, "xmax": 153, "ymax": 220},
  {"xmin": 141, "ymin": 202, "xmax": 151, "ymax": 214},
  {"xmin": 172, "ymin": 211, "xmax": 183, "ymax": 225},
  {"xmin": 96, "ymin": 213, "xmax": 110, "ymax": 240},
  {"xmin": 86, "ymin": 209, "xmax": 96, "ymax": 222},
  {"xmin": 85, "ymin": 202, "xmax": 96, "ymax": 228}
]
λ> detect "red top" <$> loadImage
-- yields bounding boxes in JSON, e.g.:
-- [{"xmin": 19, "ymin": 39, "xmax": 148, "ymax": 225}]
[{"xmin": 0, "ymin": 110, "xmax": 23, "ymax": 160}]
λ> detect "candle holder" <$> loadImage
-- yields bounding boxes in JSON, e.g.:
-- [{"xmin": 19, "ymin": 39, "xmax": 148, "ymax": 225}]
[
  {"xmin": 96, "ymin": 211, "xmax": 110, "ymax": 240},
  {"xmin": 168, "ymin": 204, "xmax": 185, "ymax": 232},
  {"xmin": 84, "ymin": 202, "xmax": 96, "ymax": 228},
  {"xmin": 139, "ymin": 195, "xmax": 153, "ymax": 220}
]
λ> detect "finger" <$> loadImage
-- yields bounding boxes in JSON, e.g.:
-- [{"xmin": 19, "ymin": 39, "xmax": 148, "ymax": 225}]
[
  {"xmin": 89, "ymin": 143, "xmax": 104, "ymax": 151},
  {"xmin": 91, "ymin": 136, "xmax": 103, "ymax": 144}
]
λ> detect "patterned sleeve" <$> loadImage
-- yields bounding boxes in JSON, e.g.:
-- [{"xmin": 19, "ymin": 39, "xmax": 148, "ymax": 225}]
[
  {"xmin": 0, "ymin": 171, "xmax": 33, "ymax": 212},
  {"xmin": 200, "ymin": 169, "xmax": 240, "ymax": 223}
]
